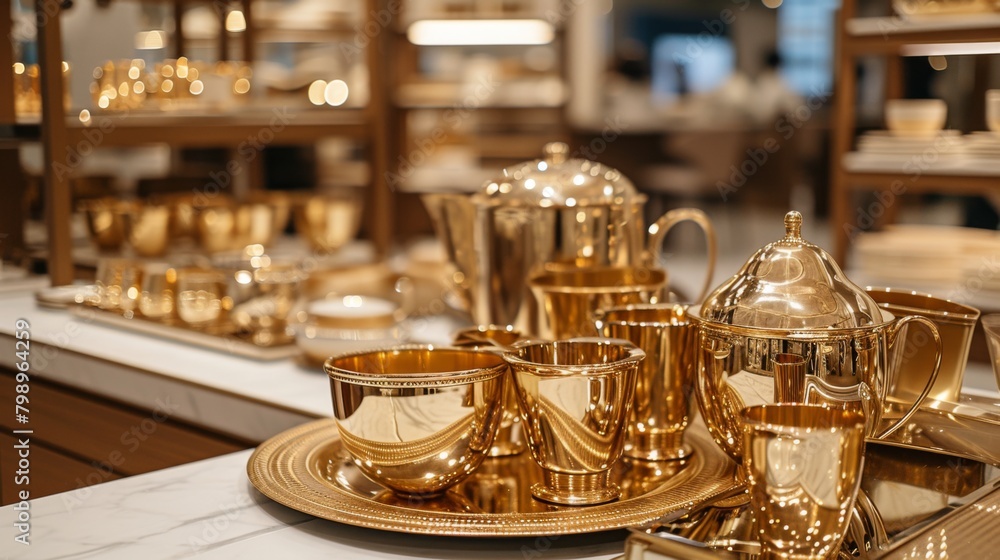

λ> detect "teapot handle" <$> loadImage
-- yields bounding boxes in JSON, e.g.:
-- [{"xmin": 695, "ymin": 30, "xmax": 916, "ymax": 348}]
[
  {"xmin": 647, "ymin": 208, "xmax": 717, "ymax": 304},
  {"xmin": 874, "ymin": 315, "xmax": 942, "ymax": 439}
]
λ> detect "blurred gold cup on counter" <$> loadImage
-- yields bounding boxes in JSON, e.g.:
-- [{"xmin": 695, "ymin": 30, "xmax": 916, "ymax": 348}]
[
  {"xmin": 138, "ymin": 262, "xmax": 177, "ymax": 321},
  {"xmin": 503, "ymin": 338, "xmax": 643, "ymax": 506},
  {"xmin": 95, "ymin": 257, "xmax": 140, "ymax": 313},
  {"xmin": 529, "ymin": 266, "xmax": 667, "ymax": 340},
  {"xmin": 742, "ymin": 404, "xmax": 866, "ymax": 560},
  {"xmin": 122, "ymin": 202, "xmax": 171, "ymax": 257},
  {"xmin": 175, "ymin": 267, "xmax": 227, "ymax": 328},
  {"xmin": 325, "ymin": 346, "xmax": 508, "ymax": 497},
  {"xmin": 293, "ymin": 192, "xmax": 364, "ymax": 253},
  {"xmin": 453, "ymin": 325, "xmax": 530, "ymax": 457},
  {"xmin": 80, "ymin": 197, "xmax": 130, "ymax": 252},
  {"xmin": 595, "ymin": 304, "xmax": 697, "ymax": 461}
]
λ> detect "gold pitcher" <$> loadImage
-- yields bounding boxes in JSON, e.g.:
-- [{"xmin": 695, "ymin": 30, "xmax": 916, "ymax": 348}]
[{"xmin": 422, "ymin": 142, "xmax": 716, "ymax": 336}]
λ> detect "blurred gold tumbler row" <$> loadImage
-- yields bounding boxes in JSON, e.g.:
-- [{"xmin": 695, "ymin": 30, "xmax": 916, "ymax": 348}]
[{"xmin": 92, "ymin": 252, "xmax": 303, "ymax": 343}]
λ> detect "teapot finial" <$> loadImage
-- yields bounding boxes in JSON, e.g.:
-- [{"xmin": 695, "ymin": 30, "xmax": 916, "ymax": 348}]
[{"xmin": 784, "ymin": 211, "xmax": 803, "ymax": 241}]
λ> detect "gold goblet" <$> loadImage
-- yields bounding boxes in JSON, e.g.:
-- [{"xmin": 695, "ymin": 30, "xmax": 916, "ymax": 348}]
[
  {"xmin": 503, "ymin": 338, "xmax": 643, "ymax": 506},
  {"xmin": 138, "ymin": 263, "xmax": 177, "ymax": 322}
]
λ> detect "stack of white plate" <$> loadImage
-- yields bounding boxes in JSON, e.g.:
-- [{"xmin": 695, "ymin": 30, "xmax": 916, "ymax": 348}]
[
  {"xmin": 845, "ymin": 130, "xmax": 967, "ymax": 173},
  {"xmin": 963, "ymin": 132, "xmax": 1000, "ymax": 166}
]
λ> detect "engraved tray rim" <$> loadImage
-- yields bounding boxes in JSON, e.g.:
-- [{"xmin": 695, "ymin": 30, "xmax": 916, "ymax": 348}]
[{"xmin": 246, "ymin": 418, "xmax": 738, "ymax": 537}]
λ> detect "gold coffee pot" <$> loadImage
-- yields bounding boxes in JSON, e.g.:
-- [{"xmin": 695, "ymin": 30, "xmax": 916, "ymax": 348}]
[{"xmin": 423, "ymin": 142, "xmax": 716, "ymax": 335}]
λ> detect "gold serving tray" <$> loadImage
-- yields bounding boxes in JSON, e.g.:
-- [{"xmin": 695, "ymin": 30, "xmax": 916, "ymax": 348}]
[
  {"xmin": 68, "ymin": 304, "xmax": 299, "ymax": 361},
  {"xmin": 247, "ymin": 419, "xmax": 739, "ymax": 537}
]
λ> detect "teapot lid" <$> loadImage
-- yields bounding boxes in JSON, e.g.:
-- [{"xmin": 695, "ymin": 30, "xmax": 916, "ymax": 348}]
[
  {"xmin": 697, "ymin": 211, "xmax": 883, "ymax": 329},
  {"xmin": 477, "ymin": 142, "xmax": 637, "ymax": 207}
]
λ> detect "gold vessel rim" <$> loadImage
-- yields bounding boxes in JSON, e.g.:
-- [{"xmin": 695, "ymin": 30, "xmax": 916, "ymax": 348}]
[
  {"xmin": 865, "ymin": 286, "xmax": 981, "ymax": 324},
  {"xmin": 503, "ymin": 338, "xmax": 645, "ymax": 376},
  {"xmin": 528, "ymin": 266, "xmax": 667, "ymax": 293},
  {"xmin": 594, "ymin": 303, "xmax": 690, "ymax": 327},
  {"xmin": 324, "ymin": 344, "xmax": 508, "ymax": 387}
]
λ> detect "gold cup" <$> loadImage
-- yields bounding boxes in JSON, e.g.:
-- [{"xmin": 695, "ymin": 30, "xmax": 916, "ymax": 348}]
[
  {"xmin": 453, "ymin": 325, "xmax": 529, "ymax": 457},
  {"xmin": 773, "ymin": 353, "xmax": 807, "ymax": 404},
  {"xmin": 122, "ymin": 202, "xmax": 171, "ymax": 257},
  {"xmin": 95, "ymin": 257, "xmax": 140, "ymax": 313},
  {"xmin": 595, "ymin": 304, "xmax": 697, "ymax": 461},
  {"xmin": 742, "ymin": 404, "xmax": 866, "ymax": 559},
  {"xmin": 80, "ymin": 198, "xmax": 130, "ymax": 252},
  {"xmin": 293, "ymin": 192, "xmax": 364, "ymax": 253},
  {"xmin": 137, "ymin": 262, "xmax": 177, "ymax": 322},
  {"xmin": 503, "ymin": 338, "xmax": 643, "ymax": 506},
  {"xmin": 175, "ymin": 267, "xmax": 227, "ymax": 328},
  {"xmin": 528, "ymin": 266, "xmax": 667, "ymax": 340},
  {"xmin": 324, "ymin": 346, "xmax": 508, "ymax": 497}
]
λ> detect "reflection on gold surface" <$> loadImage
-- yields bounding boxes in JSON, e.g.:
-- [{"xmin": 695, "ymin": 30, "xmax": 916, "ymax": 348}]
[
  {"xmin": 742, "ymin": 404, "xmax": 865, "ymax": 559},
  {"xmin": 325, "ymin": 346, "xmax": 507, "ymax": 497},
  {"xmin": 503, "ymin": 339, "xmax": 643, "ymax": 505}
]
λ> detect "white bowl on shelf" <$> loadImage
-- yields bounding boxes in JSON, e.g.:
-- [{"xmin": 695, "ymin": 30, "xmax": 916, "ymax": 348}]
[
  {"xmin": 293, "ymin": 296, "xmax": 406, "ymax": 366},
  {"xmin": 885, "ymin": 99, "xmax": 947, "ymax": 137}
]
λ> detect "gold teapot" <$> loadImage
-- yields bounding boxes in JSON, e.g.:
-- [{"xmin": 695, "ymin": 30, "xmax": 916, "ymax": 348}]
[
  {"xmin": 691, "ymin": 211, "xmax": 942, "ymax": 462},
  {"xmin": 422, "ymin": 142, "xmax": 716, "ymax": 335}
]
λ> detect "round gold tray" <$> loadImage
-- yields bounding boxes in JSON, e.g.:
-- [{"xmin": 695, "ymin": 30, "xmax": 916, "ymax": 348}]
[{"xmin": 247, "ymin": 419, "xmax": 738, "ymax": 537}]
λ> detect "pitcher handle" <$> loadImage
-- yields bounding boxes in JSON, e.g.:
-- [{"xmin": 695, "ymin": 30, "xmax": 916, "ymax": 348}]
[
  {"xmin": 874, "ymin": 315, "xmax": 942, "ymax": 439},
  {"xmin": 646, "ymin": 208, "xmax": 718, "ymax": 303},
  {"xmin": 804, "ymin": 377, "xmax": 877, "ymax": 429}
]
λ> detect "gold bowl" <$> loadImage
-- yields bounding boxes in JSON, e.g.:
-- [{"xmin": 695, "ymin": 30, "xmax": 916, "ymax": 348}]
[
  {"xmin": 324, "ymin": 346, "xmax": 508, "ymax": 496},
  {"xmin": 193, "ymin": 201, "xmax": 277, "ymax": 253},
  {"xmin": 294, "ymin": 193, "xmax": 364, "ymax": 253},
  {"xmin": 295, "ymin": 296, "xmax": 406, "ymax": 365}
]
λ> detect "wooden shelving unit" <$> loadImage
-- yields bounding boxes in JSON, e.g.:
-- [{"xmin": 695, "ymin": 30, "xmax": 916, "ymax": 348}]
[
  {"xmin": 830, "ymin": 3, "xmax": 1000, "ymax": 263},
  {"xmin": 2, "ymin": 0, "xmax": 393, "ymax": 285}
]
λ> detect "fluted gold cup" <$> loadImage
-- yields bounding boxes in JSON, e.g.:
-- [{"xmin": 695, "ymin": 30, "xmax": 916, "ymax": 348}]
[
  {"xmin": 503, "ymin": 338, "xmax": 643, "ymax": 506},
  {"xmin": 529, "ymin": 266, "xmax": 667, "ymax": 340},
  {"xmin": 453, "ymin": 325, "xmax": 529, "ymax": 457},
  {"xmin": 595, "ymin": 304, "xmax": 697, "ymax": 461},
  {"xmin": 325, "ymin": 346, "xmax": 508, "ymax": 497},
  {"xmin": 742, "ymin": 404, "xmax": 866, "ymax": 560}
]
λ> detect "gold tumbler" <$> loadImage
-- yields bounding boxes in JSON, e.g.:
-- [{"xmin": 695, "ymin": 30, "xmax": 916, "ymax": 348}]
[
  {"xmin": 742, "ymin": 404, "xmax": 866, "ymax": 559},
  {"xmin": 529, "ymin": 266, "xmax": 667, "ymax": 340},
  {"xmin": 596, "ymin": 304, "xmax": 697, "ymax": 461},
  {"xmin": 503, "ymin": 338, "xmax": 643, "ymax": 506}
]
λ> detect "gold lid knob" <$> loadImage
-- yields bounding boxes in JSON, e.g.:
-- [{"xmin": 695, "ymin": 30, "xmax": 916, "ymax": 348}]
[{"xmin": 784, "ymin": 211, "xmax": 803, "ymax": 241}]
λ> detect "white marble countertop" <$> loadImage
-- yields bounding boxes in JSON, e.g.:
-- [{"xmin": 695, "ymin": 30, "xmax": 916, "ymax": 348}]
[{"xmin": 0, "ymin": 450, "xmax": 625, "ymax": 560}]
